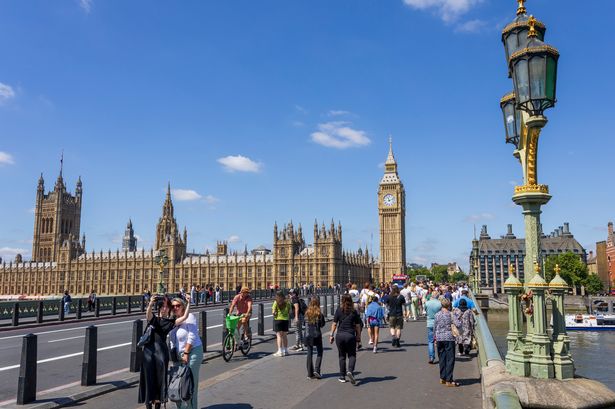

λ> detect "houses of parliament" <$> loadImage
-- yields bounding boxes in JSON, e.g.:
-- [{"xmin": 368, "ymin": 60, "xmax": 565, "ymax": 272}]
[{"xmin": 0, "ymin": 142, "xmax": 407, "ymax": 296}]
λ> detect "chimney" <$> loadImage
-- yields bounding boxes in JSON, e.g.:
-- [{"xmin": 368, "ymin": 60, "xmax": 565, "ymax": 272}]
[
  {"xmin": 563, "ymin": 222, "xmax": 570, "ymax": 234},
  {"xmin": 559, "ymin": 226, "xmax": 564, "ymax": 236},
  {"xmin": 508, "ymin": 224, "xmax": 513, "ymax": 235}
]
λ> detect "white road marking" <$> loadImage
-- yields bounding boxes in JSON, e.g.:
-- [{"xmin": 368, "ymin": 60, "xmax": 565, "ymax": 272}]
[
  {"xmin": 0, "ymin": 342, "xmax": 131, "ymax": 372},
  {"xmin": 47, "ymin": 335, "xmax": 85, "ymax": 343}
]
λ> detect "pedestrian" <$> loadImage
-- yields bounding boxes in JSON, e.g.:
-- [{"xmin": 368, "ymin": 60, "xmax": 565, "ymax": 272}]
[
  {"xmin": 62, "ymin": 290, "xmax": 72, "ymax": 316},
  {"xmin": 144, "ymin": 289, "xmax": 151, "ymax": 304},
  {"xmin": 386, "ymin": 285, "xmax": 405, "ymax": 347},
  {"xmin": 138, "ymin": 294, "xmax": 191, "ymax": 408},
  {"xmin": 400, "ymin": 284, "xmax": 412, "ymax": 322},
  {"xmin": 349, "ymin": 284, "xmax": 360, "ymax": 307},
  {"xmin": 425, "ymin": 290, "xmax": 442, "ymax": 364},
  {"xmin": 215, "ymin": 285, "xmax": 221, "ymax": 303},
  {"xmin": 329, "ymin": 294, "xmax": 362, "ymax": 384},
  {"xmin": 434, "ymin": 298, "xmax": 463, "ymax": 387},
  {"xmin": 365, "ymin": 295, "xmax": 384, "ymax": 353},
  {"xmin": 272, "ymin": 291, "xmax": 290, "ymax": 357},
  {"xmin": 190, "ymin": 285, "xmax": 197, "ymax": 305},
  {"xmin": 170, "ymin": 296, "xmax": 202, "ymax": 409},
  {"xmin": 305, "ymin": 298, "xmax": 325, "ymax": 379},
  {"xmin": 453, "ymin": 298, "xmax": 475, "ymax": 356},
  {"xmin": 87, "ymin": 289, "xmax": 96, "ymax": 312},
  {"xmin": 290, "ymin": 289, "xmax": 306, "ymax": 351}
]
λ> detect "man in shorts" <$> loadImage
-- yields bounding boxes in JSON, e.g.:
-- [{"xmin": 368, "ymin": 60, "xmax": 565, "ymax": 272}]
[{"xmin": 229, "ymin": 287, "xmax": 253, "ymax": 341}]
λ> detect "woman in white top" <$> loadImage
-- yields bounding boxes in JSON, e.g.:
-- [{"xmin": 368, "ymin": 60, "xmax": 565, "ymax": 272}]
[{"xmin": 170, "ymin": 298, "xmax": 203, "ymax": 409}]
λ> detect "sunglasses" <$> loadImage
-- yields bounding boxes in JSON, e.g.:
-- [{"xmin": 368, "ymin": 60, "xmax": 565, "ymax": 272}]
[{"xmin": 172, "ymin": 304, "xmax": 182, "ymax": 309}]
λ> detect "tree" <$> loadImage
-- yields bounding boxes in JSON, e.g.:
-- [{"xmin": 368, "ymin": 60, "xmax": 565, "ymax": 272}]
[
  {"xmin": 544, "ymin": 252, "xmax": 588, "ymax": 287},
  {"xmin": 406, "ymin": 265, "xmax": 430, "ymax": 281},
  {"xmin": 431, "ymin": 265, "xmax": 449, "ymax": 284},
  {"xmin": 450, "ymin": 271, "xmax": 469, "ymax": 283},
  {"xmin": 583, "ymin": 274, "xmax": 604, "ymax": 295}
]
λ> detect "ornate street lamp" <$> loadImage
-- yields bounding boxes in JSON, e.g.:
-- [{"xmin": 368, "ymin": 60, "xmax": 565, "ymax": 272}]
[
  {"xmin": 154, "ymin": 249, "xmax": 169, "ymax": 295},
  {"xmin": 500, "ymin": 92, "xmax": 522, "ymax": 148},
  {"xmin": 501, "ymin": 0, "xmax": 546, "ymax": 73}
]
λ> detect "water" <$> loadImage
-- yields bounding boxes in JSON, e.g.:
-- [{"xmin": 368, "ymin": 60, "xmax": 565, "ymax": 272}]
[{"xmin": 487, "ymin": 311, "xmax": 615, "ymax": 391}]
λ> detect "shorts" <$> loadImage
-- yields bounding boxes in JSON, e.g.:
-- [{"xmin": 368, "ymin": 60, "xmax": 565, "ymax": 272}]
[
  {"xmin": 403, "ymin": 304, "xmax": 412, "ymax": 312},
  {"xmin": 368, "ymin": 317, "xmax": 380, "ymax": 327},
  {"xmin": 273, "ymin": 319, "xmax": 289, "ymax": 332},
  {"xmin": 389, "ymin": 315, "xmax": 404, "ymax": 329}
]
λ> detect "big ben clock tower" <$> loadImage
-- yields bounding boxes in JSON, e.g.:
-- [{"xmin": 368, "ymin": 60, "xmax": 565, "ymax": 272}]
[{"xmin": 378, "ymin": 138, "xmax": 406, "ymax": 282}]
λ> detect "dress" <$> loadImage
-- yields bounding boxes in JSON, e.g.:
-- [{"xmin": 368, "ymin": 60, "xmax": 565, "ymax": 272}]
[{"xmin": 138, "ymin": 315, "xmax": 176, "ymax": 404}]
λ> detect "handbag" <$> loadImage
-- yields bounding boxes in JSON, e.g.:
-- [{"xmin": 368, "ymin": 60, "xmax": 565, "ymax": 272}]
[
  {"xmin": 137, "ymin": 324, "xmax": 154, "ymax": 348},
  {"xmin": 450, "ymin": 313, "xmax": 460, "ymax": 338}
]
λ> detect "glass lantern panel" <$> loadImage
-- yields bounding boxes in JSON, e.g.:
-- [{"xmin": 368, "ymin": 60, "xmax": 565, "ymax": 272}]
[
  {"xmin": 529, "ymin": 56, "xmax": 546, "ymax": 100},
  {"xmin": 546, "ymin": 56, "xmax": 557, "ymax": 101},
  {"xmin": 503, "ymin": 102, "xmax": 517, "ymax": 141},
  {"xmin": 514, "ymin": 59, "xmax": 530, "ymax": 104}
]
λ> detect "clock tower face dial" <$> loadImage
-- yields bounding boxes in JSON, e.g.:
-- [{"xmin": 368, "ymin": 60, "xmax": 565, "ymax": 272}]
[{"xmin": 383, "ymin": 194, "xmax": 396, "ymax": 207}]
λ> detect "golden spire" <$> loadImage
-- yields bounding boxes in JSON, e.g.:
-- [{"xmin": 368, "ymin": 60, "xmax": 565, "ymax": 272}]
[
  {"xmin": 517, "ymin": 0, "xmax": 526, "ymax": 16},
  {"xmin": 509, "ymin": 264, "xmax": 516, "ymax": 275},
  {"xmin": 554, "ymin": 264, "xmax": 561, "ymax": 276},
  {"xmin": 534, "ymin": 260, "xmax": 541, "ymax": 274},
  {"xmin": 528, "ymin": 15, "xmax": 538, "ymax": 38}
]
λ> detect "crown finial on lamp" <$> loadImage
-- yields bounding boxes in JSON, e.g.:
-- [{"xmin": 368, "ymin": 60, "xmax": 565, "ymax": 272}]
[
  {"xmin": 517, "ymin": 0, "xmax": 526, "ymax": 16},
  {"xmin": 554, "ymin": 264, "xmax": 561, "ymax": 276},
  {"xmin": 528, "ymin": 15, "xmax": 538, "ymax": 38}
]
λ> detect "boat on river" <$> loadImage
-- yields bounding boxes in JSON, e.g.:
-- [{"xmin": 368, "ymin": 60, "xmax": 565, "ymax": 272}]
[{"xmin": 565, "ymin": 298, "xmax": 615, "ymax": 331}]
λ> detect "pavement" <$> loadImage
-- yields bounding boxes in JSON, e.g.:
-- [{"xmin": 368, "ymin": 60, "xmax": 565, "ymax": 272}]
[{"xmin": 27, "ymin": 318, "xmax": 482, "ymax": 409}]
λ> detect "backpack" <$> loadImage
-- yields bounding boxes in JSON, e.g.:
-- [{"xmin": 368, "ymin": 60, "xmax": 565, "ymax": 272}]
[
  {"xmin": 167, "ymin": 365, "xmax": 194, "ymax": 404},
  {"xmin": 298, "ymin": 298, "xmax": 308, "ymax": 315}
]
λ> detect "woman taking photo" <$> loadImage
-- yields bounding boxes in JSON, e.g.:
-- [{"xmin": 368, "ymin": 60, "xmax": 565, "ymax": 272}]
[
  {"xmin": 434, "ymin": 297, "xmax": 463, "ymax": 387},
  {"xmin": 330, "ymin": 294, "xmax": 362, "ymax": 385},
  {"xmin": 304, "ymin": 298, "xmax": 325, "ymax": 379},
  {"xmin": 170, "ymin": 297, "xmax": 203, "ymax": 409},
  {"xmin": 272, "ymin": 291, "xmax": 291, "ymax": 357},
  {"xmin": 138, "ymin": 294, "xmax": 191, "ymax": 409}
]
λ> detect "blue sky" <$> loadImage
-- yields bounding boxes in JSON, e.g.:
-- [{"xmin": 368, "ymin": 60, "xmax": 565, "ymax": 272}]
[{"xmin": 1, "ymin": 0, "xmax": 614, "ymax": 271}]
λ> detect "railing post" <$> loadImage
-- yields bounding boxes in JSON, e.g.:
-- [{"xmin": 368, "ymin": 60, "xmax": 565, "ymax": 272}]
[
  {"xmin": 222, "ymin": 307, "xmax": 229, "ymax": 346},
  {"xmin": 111, "ymin": 297, "xmax": 117, "ymax": 315},
  {"xmin": 199, "ymin": 311, "xmax": 207, "ymax": 353},
  {"xmin": 37, "ymin": 301, "xmax": 44, "ymax": 324},
  {"xmin": 127, "ymin": 296, "xmax": 132, "ymax": 314},
  {"xmin": 141, "ymin": 296, "xmax": 146, "ymax": 312},
  {"xmin": 323, "ymin": 295, "xmax": 328, "ymax": 318},
  {"xmin": 330, "ymin": 294, "xmax": 335, "ymax": 316},
  {"xmin": 95, "ymin": 298, "xmax": 100, "ymax": 317},
  {"xmin": 129, "ymin": 320, "xmax": 143, "ymax": 372},
  {"xmin": 59, "ymin": 300, "xmax": 65, "ymax": 321},
  {"xmin": 258, "ymin": 303, "xmax": 264, "ymax": 336},
  {"xmin": 77, "ymin": 299, "xmax": 82, "ymax": 320},
  {"xmin": 16, "ymin": 334, "xmax": 37, "ymax": 405},
  {"xmin": 81, "ymin": 326, "xmax": 97, "ymax": 386},
  {"xmin": 12, "ymin": 302, "xmax": 19, "ymax": 327}
]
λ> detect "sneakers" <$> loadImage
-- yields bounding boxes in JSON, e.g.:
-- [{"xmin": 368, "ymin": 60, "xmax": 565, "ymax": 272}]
[
  {"xmin": 368, "ymin": 340, "xmax": 373, "ymax": 345},
  {"xmin": 346, "ymin": 372, "xmax": 357, "ymax": 385},
  {"xmin": 283, "ymin": 350, "xmax": 290, "ymax": 356},
  {"xmin": 373, "ymin": 346, "xmax": 378, "ymax": 353},
  {"xmin": 273, "ymin": 351, "xmax": 283, "ymax": 357},
  {"xmin": 312, "ymin": 372, "xmax": 322, "ymax": 379},
  {"xmin": 291, "ymin": 345, "xmax": 301, "ymax": 351},
  {"xmin": 338, "ymin": 377, "xmax": 347, "ymax": 383}
]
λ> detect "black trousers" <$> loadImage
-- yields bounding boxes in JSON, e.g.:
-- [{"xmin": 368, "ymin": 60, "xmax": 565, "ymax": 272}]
[
  {"xmin": 458, "ymin": 343, "xmax": 470, "ymax": 355},
  {"xmin": 305, "ymin": 336, "xmax": 323, "ymax": 376},
  {"xmin": 336, "ymin": 332, "xmax": 356, "ymax": 376},
  {"xmin": 437, "ymin": 340, "xmax": 456, "ymax": 382}
]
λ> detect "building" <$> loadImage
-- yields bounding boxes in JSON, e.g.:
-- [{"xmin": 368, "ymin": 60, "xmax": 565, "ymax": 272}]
[
  {"xmin": 607, "ymin": 222, "xmax": 615, "ymax": 290},
  {"xmin": 0, "ymin": 165, "xmax": 378, "ymax": 297},
  {"xmin": 469, "ymin": 223, "xmax": 586, "ymax": 293},
  {"xmin": 377, "ymin": 138, "xmax": 406, "ymax": 282},
  {"xmin": 587, "ymin": 240, "xmax": 609, "ymax": 289}
]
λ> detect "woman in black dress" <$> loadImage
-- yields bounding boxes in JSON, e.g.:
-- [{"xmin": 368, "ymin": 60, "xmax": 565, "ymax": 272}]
[{"xmin": 138, "ymin": 294, "xmax": 191, "ymax": 408}]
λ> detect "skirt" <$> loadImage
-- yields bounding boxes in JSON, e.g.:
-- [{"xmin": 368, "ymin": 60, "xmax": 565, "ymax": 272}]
[{"xmin": 274, "ymin": 319, "xmax": 289, "ymax": 332}]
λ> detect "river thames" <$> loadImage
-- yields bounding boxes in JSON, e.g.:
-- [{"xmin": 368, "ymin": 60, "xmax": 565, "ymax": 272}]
[{"xmin": 488, "ymin": 312, "xmax": 615, "ymax": 390}]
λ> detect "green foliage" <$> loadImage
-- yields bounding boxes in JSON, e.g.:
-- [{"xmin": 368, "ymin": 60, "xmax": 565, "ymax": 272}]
[
  {"xmin": 583, "ymin": 274, "xmax": 604, "ymax": 295},
  {"xmin": 406, "ymin": 265, "xmax": 431, "ymax": 282},
  {"xmin": 544, "ymin": 253, "xmax": 588, "ymax": 286},
  {"xmin": 450, "ymin": 271, "xmax": 468, "ymax": 283},
  {"xmin": 431, "ymin": 265, "xmax": 449, "ymax": 284}
]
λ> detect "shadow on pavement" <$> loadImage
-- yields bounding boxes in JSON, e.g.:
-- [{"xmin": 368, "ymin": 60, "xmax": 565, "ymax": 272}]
[
  {"xmin": 204, "ymin": 404, "xmax": 253, "ymax": 409},
  {"xmin": 357, "ymin": 375, "xmax": 397, "ymax": 385}
]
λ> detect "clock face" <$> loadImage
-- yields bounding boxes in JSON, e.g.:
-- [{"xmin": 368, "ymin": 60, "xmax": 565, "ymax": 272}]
[{"xmin": 383, "ymin": 194, "xmax": 395, "ymax": 207}]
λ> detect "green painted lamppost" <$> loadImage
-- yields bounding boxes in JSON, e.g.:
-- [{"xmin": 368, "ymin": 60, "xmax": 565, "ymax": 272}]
[
  {"xmin": 549, "ymin": 264, "xmax": 575, "ymax": 379},
  {"xmin": 527, "ymin": 261, "xmax": 554, "ymax": 379},
  {"xmin": 154, "ymin": 249, "xmax": 169, "ymax": 295},
  {"xmin": 504, "ymin": 264, "xmax": 530, "ymax": 376}
]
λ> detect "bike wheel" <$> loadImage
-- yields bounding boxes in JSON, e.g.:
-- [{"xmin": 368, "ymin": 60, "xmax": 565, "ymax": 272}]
[
  {"xmin": 240, "ymin": 335, "xmax": 252, "ymax": 356},
  {"xmin": 222, "ymin": 333, "xmax": 235, "ymax": 362}
]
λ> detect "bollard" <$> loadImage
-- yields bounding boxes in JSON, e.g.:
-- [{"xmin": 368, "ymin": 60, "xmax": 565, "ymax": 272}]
[
  {"xmin": 111, "ymin": 297, "xmax": 117, "ymax": 315},
  {"xmin": 12, "ymin": 302, "xmax": 19, "ymax": 327},
  {"xmin": 127, "ymin": 296, "xmax": 132, "ymax": 314},
  {"xmin": 81, "ymin": 326, "xmax": 97, "ymax": 386},
  {"xmin": 59, "ymin": 300, "xmax": 65, "ymax": 321},
  {"xmin": 323, "ymin": 295, "xmax": 328, "ymax": 318},
  {"xmin": 258, "ymin": 303, "xmax": 264, "ymax": 336},
  {"xmin": 199, "ymin": 311, "xmax": 207, "ymax": 353},
  {"xmin": 37, "ymin": 301, "xmax": 44, "ymax": 324},
  {"xmin": 95, "ymin": 298, "xmax": 100, "ymax": 317},
  {"xmin": 141, "ymin": 296, "xmax": 145, "ymax": 312},
  {"xmin": 16, "ymin": 334, "xmax": 37, "ymax": 404},
  {"xmin": 77, "ymin": 299, "xmax": 82, "ymax": 320},
  {"xmin": 222, "ymin": 307, "xmax": 229, "ymax": 346},
  {"xmin": 330, "ymin": 294, "xmax": 335, "ymax": 316},
  {"xmin": 129, "ymin": 320, "xmax": 143, "ymax": 372}
]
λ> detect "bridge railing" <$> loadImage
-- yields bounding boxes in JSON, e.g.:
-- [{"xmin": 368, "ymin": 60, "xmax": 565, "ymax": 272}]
[{"xmin": 470, "ymin": 292, "xmax": 522, "ymax": 409}]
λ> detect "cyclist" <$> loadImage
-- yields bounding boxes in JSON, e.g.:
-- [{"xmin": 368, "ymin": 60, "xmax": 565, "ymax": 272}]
[{"xmin": 229, "ymin": 287, "xmax": 253, "ymax": 342}]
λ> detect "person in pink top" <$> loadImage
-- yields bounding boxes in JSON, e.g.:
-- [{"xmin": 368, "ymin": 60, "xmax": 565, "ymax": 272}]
[{"xmin": 229, "ymin": 287, "xmax": 253, "ymax": 341}]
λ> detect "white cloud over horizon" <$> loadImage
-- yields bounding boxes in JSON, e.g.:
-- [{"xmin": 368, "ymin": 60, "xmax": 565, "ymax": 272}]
[
  {"xmin": 455, "ymin": 18, "xmax": 487, "ymax": 33},
  {"xmin": 0, "ymin": 83, "xmax": 15, "ymax": 104},
  {"xmin": 403, "ymin": 0, "xmax": 483, "ymax": 22},
  {"xmin": 327, "ymin": 110, "xmax": 352, "ymax": 117},
  {"xmin": 0, "ymin": 152, "xmax": 15, "ymax": 165},
  {"xmin": 310, "ymin": 121, "xmax": 371, "ymax": 149},
  {"xmin": 228, "ymin": 235, "xmax": 241, "ymax": 243},
  {"xmin": 172, "ymin": 189, "xmax": 202, "ymax": 201},
  {"xmin": 217, "ymin": 155, "xmax": 262, "ymax": 173},
  {"xmin": 78, "ymin": 0, "xmax": 93, "ymax": 13},
  {"xmin": 0, "ymin": 247, "xmax": 28, "ymax": 260}
]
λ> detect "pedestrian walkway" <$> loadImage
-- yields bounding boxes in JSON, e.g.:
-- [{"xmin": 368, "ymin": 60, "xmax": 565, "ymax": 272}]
[{"xmin": 200, "ymin": 320, "xmax": 481, "ymax": 409}]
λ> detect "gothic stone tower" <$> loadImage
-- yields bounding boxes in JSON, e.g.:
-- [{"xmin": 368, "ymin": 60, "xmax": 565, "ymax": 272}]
[
  {"xmin": 155, "ymin": 184, "xmax": 187, "ymax": 262},
  {"xmin": 313, "ymin": 219, "xmax": 343, "ymax": 285},
  {"xmin": 32, "ymin": 164, "xmax": 83, "ymax": 262},
  {"xmin": 122, "ymin": 219, "xmax": 138, "ymax": 252},
  {"xmin": 378, "ymin": 138, "xmax": 406, "ymax": 281},
  {"xmin": 273, "ymin": 221, "xmax": 305, "ymax": 287}
]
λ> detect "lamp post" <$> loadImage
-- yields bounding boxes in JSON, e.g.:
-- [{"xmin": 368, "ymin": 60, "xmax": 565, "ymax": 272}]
[
  {"xmin": 153, "ymin": 250, "xmax": 169, "ymax": 295},
  {"xmin": 500, "ymin": 0, "xmax": 560, "ymax": 379}
]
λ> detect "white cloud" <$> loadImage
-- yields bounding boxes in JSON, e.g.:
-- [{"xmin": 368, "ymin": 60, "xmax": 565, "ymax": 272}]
[
  {"xmin": 217, "ymin": 155, "xmax": 262, "ymax": 173},
  {"xmin": 228, "ymin": 235, "xmax": 241, "ymax": 244},
  {"xmin": 0, "ymin": 83, "xmax": 15, "ymax": 104},
  {"xmin": 78, "ymin": 0, "xmax": 93, "ymax": 13},
  {"xmin": 464, "ymin": 212, "xmax": 496, "ymax": 222},
  {"xmin": 0, "ymin": 152, "xmax": 15, "ymax": 165},
  {"xmin": 295, "ymin": 105, "xmax": 308, "ymax": 114},
  {"xmin": 204, "ymin": 195, "xmax": 220, "ymax": 205},
  {"xmin": 455, "ymin": 19, "xmax": 487, "ymax": 33},
  {"xmin": 172, "ymin": 189, "xmax": 202, "ymax": 201},
  {"xmin": 0, "ymin": 247, "xmax": 27, "ymax": 260},
  {"xmin": 310, "ymin": 121, "xmax": 371, "ymax": 149},
  {"xmin": 403, "ymin": 0, "xmax": 483, "ymax": 22},
  {"xmin": 328, "ymin": 110, "xmax": 352, "ymax": 117}
]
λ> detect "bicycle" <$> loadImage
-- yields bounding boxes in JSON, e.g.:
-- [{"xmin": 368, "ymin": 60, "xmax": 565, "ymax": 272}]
[{"xmin": 222, "ymin": 314, "xmax": 252, "ymax": 362}]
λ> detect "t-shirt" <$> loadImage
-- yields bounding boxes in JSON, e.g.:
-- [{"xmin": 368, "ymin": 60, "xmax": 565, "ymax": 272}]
[
  {"xmin": 400, "ymin": 288, "xmax": 412, "ymax": 303},
  {"xmin": 334, "ymin": 308, "xmax": 361, "ymax": 335},
  {"xmin": 305, "ymin": 313, "xmax": 326, "ymax": 339},
  {"xmin": 453, "ymin": 295, "xmax": 475, "ymax": 309},
  {"xmin": 425, "ymin": 298, "xmax": 442, "ymax": 328},
  {"xmin": 273, "ymin": 300, "xmax": 291, "ymax": 321},
  {"xmin": 232, "ymin": 294, "xmax": 252, "ymax": 314},
  {"xmin": 349, "ymin": 289, "xmax": 360, "ymax": 303},
  {"xmin": 387, "ymin": 295, "xmax": 405, "ymax": 317}
]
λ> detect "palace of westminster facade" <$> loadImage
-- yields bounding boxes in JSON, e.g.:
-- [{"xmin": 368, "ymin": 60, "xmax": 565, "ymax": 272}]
[{"xmin": 0, "ymin": 142, "xmax": 407, "ymax": 296}]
